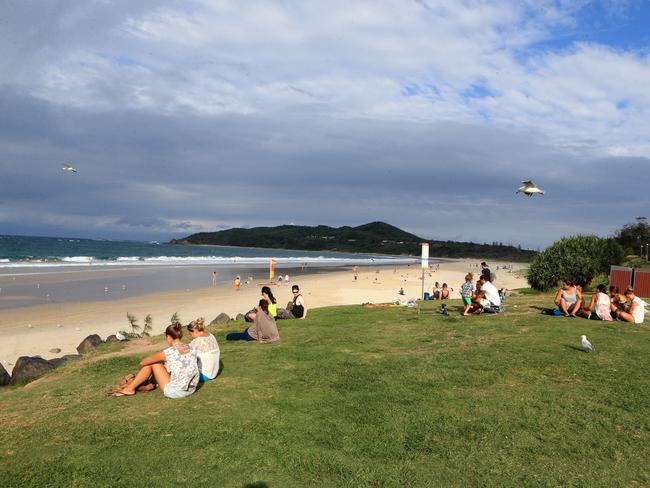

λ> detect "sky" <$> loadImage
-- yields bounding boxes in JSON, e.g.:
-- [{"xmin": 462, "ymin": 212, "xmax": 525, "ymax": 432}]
[{"xmin": 1, "ymin": 0, "xmax": 649, "ymax": 249}]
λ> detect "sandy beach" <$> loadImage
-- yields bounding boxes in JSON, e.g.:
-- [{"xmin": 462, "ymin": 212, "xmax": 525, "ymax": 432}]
[{"xmin": 0, "ymin": 260, "xmax": 528, "ymax": 373}]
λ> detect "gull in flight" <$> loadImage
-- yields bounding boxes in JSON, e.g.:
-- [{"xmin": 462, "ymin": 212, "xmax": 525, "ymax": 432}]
[
  {"xmin": 516, "ymin": 180, "xmax": 544, "ymax": 197},
  {"xmin": 62, "ymin": 163, "xmax": 78, "ymax": 173},
  {"xmin": 580, "ymin": 335, "xmax": 594, "ymax": 352}
]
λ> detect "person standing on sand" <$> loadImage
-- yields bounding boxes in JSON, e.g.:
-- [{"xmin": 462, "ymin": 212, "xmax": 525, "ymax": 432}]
[
  {"xmin": 234, "ymin": 276, "xmax": 241, "ymax": 291},
  {"xmin": 211, "ymin": 271, "xmax": 217, "ymax": 287},
  {"xmin": 353, "ymin": 266, "xmax": 358, "ymax": 281}
]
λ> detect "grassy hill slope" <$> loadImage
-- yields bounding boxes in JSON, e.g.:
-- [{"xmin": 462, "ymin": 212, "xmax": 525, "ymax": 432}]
[
  {"xmin": 1, "ymin": 294, "xmax": 648, "ymax": 487},
  {"xmin": 172, "ymin": 221, "xmax": 536, "ymax": 261}
]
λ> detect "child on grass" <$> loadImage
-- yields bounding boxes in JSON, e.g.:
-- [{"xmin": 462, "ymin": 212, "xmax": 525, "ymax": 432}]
[{"xmin": 460, "ymin": 273, "xmax": 474, "ymax": 316}]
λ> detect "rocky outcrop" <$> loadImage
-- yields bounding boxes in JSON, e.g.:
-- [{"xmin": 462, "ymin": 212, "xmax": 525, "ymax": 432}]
[
  {"xmin": 49, "ymin": 348, "xmax": 62, "ymax": 354},
  {"xmin": 105, "ymin": 335, "xmax": 120, "ymax": 343},
  {"xmin": 10, "ymin": 356, "xmax": 55, "ymax": 384},
  {"xmin": 0, "ymin": 363, "xmax": 10, "ymax": 386},
  {"xmin": 210, "ymin": 313, "xmax": 231, "ymax": 327},
  {"xmin": 76, "ymin": 334, "xmax": 102, "ymax": 354},
  {"xmin": 235, "ymin": 313, "xmax": 246, "ymax": 321},
  {"xmin": 49, "ymin": 354, "xmax": 82, "ymax": 368}
]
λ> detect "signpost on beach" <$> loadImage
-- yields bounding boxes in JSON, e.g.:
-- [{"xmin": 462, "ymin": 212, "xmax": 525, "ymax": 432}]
[{"xmin": 421, "ymin": 243, "xmax": 429, "ymax": 300}]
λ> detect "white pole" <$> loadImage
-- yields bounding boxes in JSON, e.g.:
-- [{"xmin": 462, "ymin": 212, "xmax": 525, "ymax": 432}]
[{"xmin": 421, "ymin": 243, "xmax": 429, "ymax": 300}]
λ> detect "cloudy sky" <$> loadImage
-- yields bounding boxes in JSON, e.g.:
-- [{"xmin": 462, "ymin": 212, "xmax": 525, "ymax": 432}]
[{"xmin": 1, "ymin": 0, "xmax": 649, "ymax": 248}]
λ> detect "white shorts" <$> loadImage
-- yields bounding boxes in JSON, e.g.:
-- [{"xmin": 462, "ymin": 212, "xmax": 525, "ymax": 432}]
[{"xmin": 164, "ymin": 383, "xmax": 195, "ymax": 399}]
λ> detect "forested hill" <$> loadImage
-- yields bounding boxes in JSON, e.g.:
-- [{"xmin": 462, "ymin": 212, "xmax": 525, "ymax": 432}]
[{"xmin": 171, "ymin": 222, "xmax": 536, "ymax": 261}]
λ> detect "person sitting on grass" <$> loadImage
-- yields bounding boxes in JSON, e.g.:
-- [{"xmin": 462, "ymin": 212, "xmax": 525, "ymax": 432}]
[
  {"xmin": 440, "ymin": 283, "xmax": 451, "ymax": 300},
  {"xmin": 554, "ymin": 280, "xmax": 583, "ymax": 317},
  {"xmin": 479, "ymin": 275, "xmax": 501, "ymax": 312},
  {"xmin": 187, "ymin": 318, "xmax": 221, "ymax": 381},
  {"xmin": 578, "ymin": 284, "xmax": 612, "ymax": 321},
  {"xmin": 113, "ymin": 322, "xmax": 199, "ymax": 399},
  {"xmin": 460, "ymin": 273, "xmax": 474, "ymax": 316},
  {"xmin": 431, "ymin": 282, "xmax": 441, "ymax": 300},
  {"xmin": 227, "ymin": 300, "xmax": 280, "ymax": 342},
  {"xmin": 608, "ymin": 285, "xmax": 627, "ymax": 316},
  {"xmin": 613, "ymin": 287, "xmax": 646, "ymax": 324},
  {"xmin": 277, "ymin": 285, "xmax": 308, "ymax": 319},
  {"xmin": 466, "ymin": 279, "xmax": 487, "ymax": 314},
  {"xmin": 245, "ymin": 286, "xmax": 278, "ymax": 322}
]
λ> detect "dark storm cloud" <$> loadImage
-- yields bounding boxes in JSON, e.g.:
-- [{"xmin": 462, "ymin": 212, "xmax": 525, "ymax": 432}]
[{"xmin": 1, "ymin": 90, "xmax": 648, "ymax": 247}]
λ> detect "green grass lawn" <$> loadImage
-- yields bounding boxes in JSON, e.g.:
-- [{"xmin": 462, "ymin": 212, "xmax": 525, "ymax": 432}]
[{"xmin": 1, "ymin": 293, "xmax": 649, "ymax": 487}]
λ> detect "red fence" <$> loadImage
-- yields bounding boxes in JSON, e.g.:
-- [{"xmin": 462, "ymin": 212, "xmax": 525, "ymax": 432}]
[
  {"xmin": 609, "ymin": 266, "xmax": 650, "ymax": 298},
  {"xmin": 633, "ymin": 269, "xmax": 650, "ymax": 298},
  {"xmin": 610, "ymin": 266, "xmax": 633, "ymax": 292}
]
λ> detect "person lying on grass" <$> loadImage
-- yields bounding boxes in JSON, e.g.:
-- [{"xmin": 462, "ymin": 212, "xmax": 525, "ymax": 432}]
[
  {"xmin": 113, "ymin": 322, "xmax": 199, "ymax": 399},
  {"xmin": 226, "ymin": 299, "xmax": 280, "ymax": 342},
  {"xmin": 187, "ymin": 318, "xmax": 220, "ymax": 382},
  {"xmin": 577, "ymin": 284, "xmax": 612, "ymax": 321},
  {"xmin": 554, "ymin": 280, "xmax": 583, "ymax": 317}
]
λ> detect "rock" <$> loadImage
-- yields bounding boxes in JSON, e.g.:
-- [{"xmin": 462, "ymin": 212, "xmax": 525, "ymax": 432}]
[
  {"xmin": 0, "ymin": 363, "xmax": 10, "ymax": 386},
  {"xmin": 210, "ymin": 313, "xmax": 231, "ymax": 326},
  {"xmin": 49, "ymin": 348, "xmax": 62, "ymax": 354},
  {"xmin": 10, "ymin": 356, "xmax": 55, "ymax": 384},
  {"xmin": 49, "ymin": 354, "xmax": 82, "ymax": 368},
  {"xmin": 76, "ymin": 334, "xmax": 103, "ymax": 354},
  {"xmin": 235, "ymin": 313, "xmax": 246, "ymax": 321},
  {"xmin": 105, "ymin": 335, "xmax": 120, "ymax": 343}
]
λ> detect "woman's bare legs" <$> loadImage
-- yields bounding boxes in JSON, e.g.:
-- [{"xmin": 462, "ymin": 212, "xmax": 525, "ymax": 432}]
[
  {"xmin": 615, "ymin": 310, "xmax": 636, "ymax": 323},
  {"xmin": 118, "ymin": 364, "xmax": 170, "ymax": 395},
  {"xmin": 556, "ymin": 298, "xmax": 569, "ymax": 316},
  {"xmin": 569, "ymin": 300, "xmax": 583, "ymax": 317}
]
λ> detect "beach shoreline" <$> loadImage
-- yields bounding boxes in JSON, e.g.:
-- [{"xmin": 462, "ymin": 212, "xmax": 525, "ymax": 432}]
[{"xmin": 0, "ymin": 259, "xmax": 528, "ymax": 374}]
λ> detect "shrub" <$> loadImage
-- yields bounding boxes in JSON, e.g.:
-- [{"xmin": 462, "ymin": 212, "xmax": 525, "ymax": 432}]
[{"xmin": 527, "ymin": 235, "xmax": 624, "ymax": 291}]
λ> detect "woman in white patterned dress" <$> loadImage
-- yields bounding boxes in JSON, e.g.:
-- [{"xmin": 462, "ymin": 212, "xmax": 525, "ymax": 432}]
[{"xmin": 113, "ymin": 322, "xmax": 199, "ymax": 399}]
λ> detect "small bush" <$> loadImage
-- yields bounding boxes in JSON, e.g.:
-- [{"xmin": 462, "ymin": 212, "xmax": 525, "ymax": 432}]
[{"xmin": 527, "ymin": 235, "xmax": 624, "ymax": 291}]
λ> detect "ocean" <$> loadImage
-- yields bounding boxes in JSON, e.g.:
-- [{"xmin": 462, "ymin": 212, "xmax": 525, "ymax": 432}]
[{"xmin": 0, "ymin": 235, "xmax": 418, "ymax": 308}]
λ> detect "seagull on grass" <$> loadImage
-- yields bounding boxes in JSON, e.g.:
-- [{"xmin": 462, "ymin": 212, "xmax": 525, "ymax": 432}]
[
  {"xmin": 62, "ymin": 163, "xmax": 78, "ymax": 173},
  {"xmin": 581, "ymin": 335, "xmax": 594, "ymax": 352},
  {"xmin": 516, "ymin": 180, "xmax": 544, "ymax": 197}
]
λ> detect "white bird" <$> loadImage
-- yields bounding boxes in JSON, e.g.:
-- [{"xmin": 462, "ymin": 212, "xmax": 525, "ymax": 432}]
[
  {"xmin": 516, "ymin": 180, "xmax": 545, "ymax": 197},
  {"xmin": 581, "ymin": 335, "xmax": 594, "ymax": 352},
  {"xmin": 115, "ymin": 332, "xmax": 127, "ymax": 341},
  {"xmin": 62, "ymin": 163, "xmax": 78, "ymax": 173}
]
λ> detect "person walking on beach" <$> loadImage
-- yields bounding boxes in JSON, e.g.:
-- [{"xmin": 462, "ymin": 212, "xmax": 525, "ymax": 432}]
[
  {"xmin": 353, "ymin": 266, "xmax": 358, "ymax": 281},
  {"xmin": 234, "ymin": 276, "xmax": 241, "ymax": 291},
  {"xmin": 211, "ymin": 271, "xmax": 217, "ymax": 287}
]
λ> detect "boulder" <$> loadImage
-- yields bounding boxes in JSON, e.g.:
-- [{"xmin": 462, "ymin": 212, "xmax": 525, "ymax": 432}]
[
  {"xmin": 49, "ymin": 348, "xmax": 62, "ymax": 354},
  {"xmin": 0, "ymin": 363, "xmax": 10, "ymax": 386},
  {"xmin": 49, "ymin": 354, "xmax": 82, "ymax": 368},
  {"xmin": 210, "ymin": 313, "xmax": 231, "ymax": 327},
  {"xmin": 105, "ymin": 335, "xmax": 120, "ymax": 343},
  {"xmin": 76, "ymin": 334, "xmax": 103, "ymax": 354},
  {"xmin": 235, "ymin": 313, "xmax": 246, "ymax": 321},
  {"xmin": 10, "ymin": 356, "xmax": 55, "ymax": 384}
]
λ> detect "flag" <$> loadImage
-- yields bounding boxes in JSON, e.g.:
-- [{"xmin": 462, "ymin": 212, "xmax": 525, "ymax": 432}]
[{"xmin": 270, "ymin": 259, "xmax": 277, "ymax": 279}]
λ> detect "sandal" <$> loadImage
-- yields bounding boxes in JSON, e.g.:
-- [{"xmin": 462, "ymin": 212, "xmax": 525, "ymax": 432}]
[{"xmin": 111, "ymin": 389, "xmax": 135, "ymax": 397}]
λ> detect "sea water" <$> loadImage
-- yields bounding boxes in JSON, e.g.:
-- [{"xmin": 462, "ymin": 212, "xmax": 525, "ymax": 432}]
[{"xmin": 0, "ymin": 235, "xmax": 418, "ymax": 308}]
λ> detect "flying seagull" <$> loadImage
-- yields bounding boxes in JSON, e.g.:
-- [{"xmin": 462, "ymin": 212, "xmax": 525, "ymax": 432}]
[
  {"xmin": 62, "ymin": 163, "xmax": 78, "ymax": 173},
  {"xmin": 516, "ymin": 180, "xmax": 544, "ymax": 197},
  {"xmin": 580, "ymin": 335, "xmax": 594, "ymax": 352}
]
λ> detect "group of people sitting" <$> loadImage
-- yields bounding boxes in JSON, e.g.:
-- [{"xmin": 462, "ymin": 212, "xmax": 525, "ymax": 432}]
[
  {"xmin": 554, "ymin": 281, "xmax": 645, "ymax": 324},
  {"xmin": 460, "ymin": 272, "xmax": 502, "ymax": 315},
  {"xmin": 112, "ymin": 284, "xmax": 307, "ymax": 399},
  {"xmin": 429, "ymin": 282, "xmax": 451, "ymax": 300}
]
